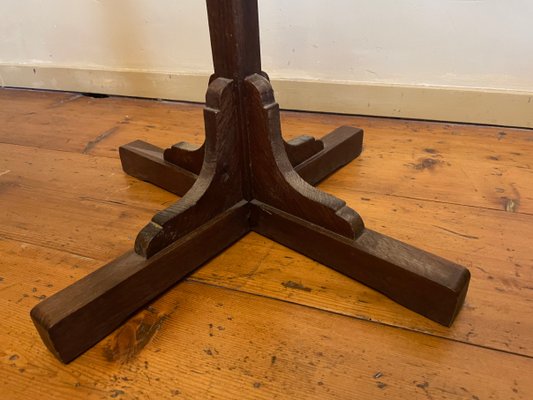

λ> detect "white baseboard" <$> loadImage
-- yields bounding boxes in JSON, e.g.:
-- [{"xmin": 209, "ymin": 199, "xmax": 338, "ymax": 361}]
[{"xmin": 1, "ymin": 64, "xmax": 532, "ymax": 128}]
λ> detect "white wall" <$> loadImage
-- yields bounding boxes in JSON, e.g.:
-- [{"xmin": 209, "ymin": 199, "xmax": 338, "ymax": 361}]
[
  {"xmin": 2, "ymin": 0, "xmax": 533, "ymax": 92},
  {"xmin": 1, "ymin": 0, "xmax": 533, "ymax": 128},
  {"xmin": 262, "ymin": 0, "xmax": 533, "ymax": 91}
]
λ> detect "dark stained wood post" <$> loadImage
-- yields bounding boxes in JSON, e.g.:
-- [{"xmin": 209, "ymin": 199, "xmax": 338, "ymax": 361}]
[
  {"xmin": 30, "ymin": 0, "xmax": 470, "ymax": 363},
  {"xmin": 207, "ymin": 0, "xmax": 262, "ymax": 79}
]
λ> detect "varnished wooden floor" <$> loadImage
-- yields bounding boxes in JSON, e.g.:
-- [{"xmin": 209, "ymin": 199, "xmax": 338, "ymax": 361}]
[{"xmin": 0, "ymin": 87, "xmax": 532, "ymax": 399}]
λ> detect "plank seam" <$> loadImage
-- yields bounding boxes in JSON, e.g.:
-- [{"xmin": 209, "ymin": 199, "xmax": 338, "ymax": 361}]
[{"xmin": 186, "ymin": 278, "xmax": 533, "ymax": 361}]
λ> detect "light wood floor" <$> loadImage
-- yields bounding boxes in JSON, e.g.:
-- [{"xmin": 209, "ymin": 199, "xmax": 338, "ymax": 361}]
[{"xmin": 0, "ymin": 87, "xmax": 532, "ymax": 399}]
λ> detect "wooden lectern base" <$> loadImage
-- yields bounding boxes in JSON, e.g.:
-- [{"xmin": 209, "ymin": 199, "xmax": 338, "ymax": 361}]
[{"xmin": 30, "ymin": 0, "xmax": 470, "ymax": 363}]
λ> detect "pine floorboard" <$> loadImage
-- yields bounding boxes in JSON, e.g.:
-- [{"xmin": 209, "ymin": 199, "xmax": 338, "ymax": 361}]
[{"xmin": 0, "ymin": 87, "xmax": 531, "ymax": 399}]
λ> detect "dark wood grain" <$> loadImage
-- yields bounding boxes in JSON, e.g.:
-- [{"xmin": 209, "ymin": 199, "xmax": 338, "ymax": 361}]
[{"xmin": 31, "ymin": 0, "xmax": 470, "ymax": 363}]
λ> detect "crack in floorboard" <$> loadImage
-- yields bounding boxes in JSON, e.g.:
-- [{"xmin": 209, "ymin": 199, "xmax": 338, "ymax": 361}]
[{"xmin": 82, "ymin": 126, "xmax": 120, "ymax": 154}]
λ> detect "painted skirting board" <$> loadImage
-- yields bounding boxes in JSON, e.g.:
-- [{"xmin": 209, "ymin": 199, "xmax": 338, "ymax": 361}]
[{"xmin": 1, "ymin": 64, "xmax": 532, "ymax": 128}]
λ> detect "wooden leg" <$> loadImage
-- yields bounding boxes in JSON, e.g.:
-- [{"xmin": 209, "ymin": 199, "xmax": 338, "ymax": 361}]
[
  {"xmin": 285, "ymin": 135, "xmax": 324, "ymax": 165},
  {"xmin": 163, "ymin": 141, "xmax": 204, "ymax": 175},
  {"xmin": 31, "ymin": 201, "xmax": 250, "ymax": 363},
  {"xmin": 119, "ymin": 140, "xmax": 198, "ymax": 197},
  {"xmin": 250, "ymin": 201, "xmax": 470, "ymax": 327},
  {"xmin": 293, "ymin": 126, "xmax": 363, "ymax": 186},
  {"xmin": 120, "ymin": 127, "xmax": 363, "ymax": 197},
  {"xmin": 163, "ymin": 134, "xmax": 328, "ymax": 175}
]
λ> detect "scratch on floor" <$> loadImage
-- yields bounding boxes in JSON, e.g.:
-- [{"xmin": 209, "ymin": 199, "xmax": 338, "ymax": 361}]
[
  {"xmin": 410, "ymin": 158, "xmax": 444, "ymax": 171},
  {"xmin": 48, "ymin": 93, "xmax": 83, "ymax": 108},
  {"xmin": 504, "ymin": 198, "xmax": 518, "ymax": 213},
  {"xmin": 102, "ymin": 306, "xmax": 173, "ymax": 363},
  {"xmin": 502, "ymin": 184, "xmax": 521, "ymax": 213},
  {"xmin": 282, "ymin": 280, "xmax": 312, "ymax": 292},
  {"xmin": 82, "ymin": 126, "xmax": 120, "ymax": 154},
  {"xmin": 432, "ymin": 225, "xmax": 479, "ymax": 240},
  {"xmin": 0, "ymin": 170, "xmax": 11, "ymax": 177}
]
